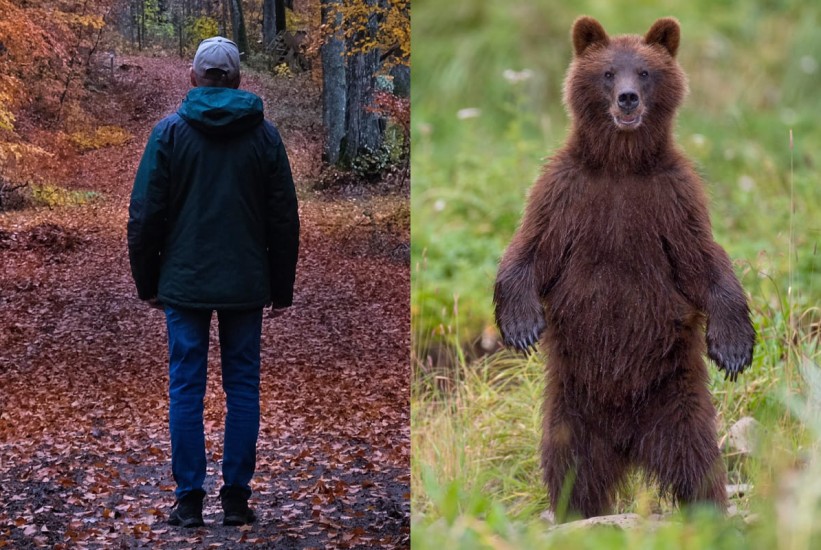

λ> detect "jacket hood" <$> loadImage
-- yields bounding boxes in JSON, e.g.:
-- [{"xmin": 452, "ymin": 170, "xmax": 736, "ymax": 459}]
[{"xmin": 178, "ymin": 87, "xmax": 264, "ymax": 136}]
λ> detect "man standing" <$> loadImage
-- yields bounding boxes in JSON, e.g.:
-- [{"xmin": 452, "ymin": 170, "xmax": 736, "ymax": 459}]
[{"xmin": 127, "ymin": 37, "xmax": 299, "ymax": 528}]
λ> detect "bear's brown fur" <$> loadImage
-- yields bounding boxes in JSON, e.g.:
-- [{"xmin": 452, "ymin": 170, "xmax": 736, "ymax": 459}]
[{"xmin": 493, "ymin": 16, "xmax": 755, "ymax": 519}]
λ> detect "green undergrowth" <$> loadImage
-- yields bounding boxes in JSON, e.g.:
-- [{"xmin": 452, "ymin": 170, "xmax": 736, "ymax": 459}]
[
  {"xmin": 67, "ymin": 125, "xmax": 132, "ymax": 152},
  {"xmin": 30, "ymin": 184, "xmax": 101, "ymax": 208},
  {"xmin": 412, "ymin": 303, "xmax": 821, "ymax": 548},
  {"xmin": 412, "ymin": 0, "xmax": 821, "ymax": 547},
  {"xmin": 0, "ymin": 182, "xmax": 101, "ymax": 212}
]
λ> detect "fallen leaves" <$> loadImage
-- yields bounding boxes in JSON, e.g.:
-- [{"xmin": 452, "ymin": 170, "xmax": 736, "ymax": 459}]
[{"xmin": 0, "ymin": 54, "xmax": 409, "ymax": 548}]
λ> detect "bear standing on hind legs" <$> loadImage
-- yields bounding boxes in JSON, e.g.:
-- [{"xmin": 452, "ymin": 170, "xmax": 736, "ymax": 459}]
[{"xmin": 493, "ymin": 16, "xmax": 755, "ymax": 520}]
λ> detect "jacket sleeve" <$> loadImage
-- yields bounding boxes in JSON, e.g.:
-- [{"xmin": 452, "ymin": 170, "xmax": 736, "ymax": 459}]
[
  {"xmin": 127, "ymin": 123, "xmax": 171, "ymax": 300},
  {"xmin": 265, "ymin": 128, "xmax": 300, "ymax": 308}
]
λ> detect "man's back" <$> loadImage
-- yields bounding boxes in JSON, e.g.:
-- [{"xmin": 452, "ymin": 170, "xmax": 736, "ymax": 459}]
[{"xmin": 128, "ymin": 86, "xmax": 299, "ymax": 310}]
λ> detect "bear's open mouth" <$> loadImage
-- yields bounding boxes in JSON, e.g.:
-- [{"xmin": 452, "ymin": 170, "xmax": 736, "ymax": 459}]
[{"xmin": 613, "ymin": 113, "xmax": 642, "ymax": 130}]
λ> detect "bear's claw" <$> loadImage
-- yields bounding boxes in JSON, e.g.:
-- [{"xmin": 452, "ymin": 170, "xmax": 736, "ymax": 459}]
[
  {"xmin": 500, "ymin": 317, "xmax": 545, "ymax": 354},
  {"xmin": 706, "ymin": 315, "xmax": 755, "ymax": 383},
  {"xmin": 708, "ymin": 341, "xmax": 753, "ymax": 383}
]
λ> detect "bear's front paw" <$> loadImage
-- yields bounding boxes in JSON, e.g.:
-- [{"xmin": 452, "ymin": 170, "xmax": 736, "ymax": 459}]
[
  {"xmin": 498, "ymin": 307, "xmax": 546, "ymax": 354},
  {"xmin": 707, "ymin": 320, "xmax": 755, "ymax": 383}
]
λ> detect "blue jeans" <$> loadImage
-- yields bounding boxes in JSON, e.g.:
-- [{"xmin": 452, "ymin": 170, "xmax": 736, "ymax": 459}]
[{"xmin": 165, "ymin": 306, "xmax": 262, "ymax": 500}]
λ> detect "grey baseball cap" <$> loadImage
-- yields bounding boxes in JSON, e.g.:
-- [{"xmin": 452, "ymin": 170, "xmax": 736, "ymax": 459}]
[{"xmin": 193, "ymin": 36, "xmax": 241, "ymax": 80}]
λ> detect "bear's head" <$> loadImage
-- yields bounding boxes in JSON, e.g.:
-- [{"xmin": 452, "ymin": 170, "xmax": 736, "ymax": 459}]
[{"xmin": 564, "ymin": 17, "xmax": 688, "ymax": 135}]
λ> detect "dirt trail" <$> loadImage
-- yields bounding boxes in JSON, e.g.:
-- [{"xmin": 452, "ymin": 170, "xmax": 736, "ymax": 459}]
[{"xmin": 0, "ymin": 55, "xmax": 409, "ymax": 548}]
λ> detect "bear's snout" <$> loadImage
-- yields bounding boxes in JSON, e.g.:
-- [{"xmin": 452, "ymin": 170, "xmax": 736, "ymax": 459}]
[
  {"xmin": 617, "ymin": 90, "xmax": 640, "ymax": 113},
  {"xmin": 611, "ymin": 84, "xmax": 644, "ymax": 130}
]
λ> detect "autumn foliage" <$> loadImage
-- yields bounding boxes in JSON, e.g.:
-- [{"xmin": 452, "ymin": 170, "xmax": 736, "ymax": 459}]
[
  {"xmin": 0, "ymin": 0, "xmax": 111, "ymax": 197},
  {"xmin": 323, "ymin": 0, "xmax": 409, "ymax": 64}
]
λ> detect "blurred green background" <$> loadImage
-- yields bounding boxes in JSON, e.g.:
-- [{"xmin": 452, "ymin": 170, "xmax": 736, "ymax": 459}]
[
  {"xmin": 412, "ymin": 0, "xmax": 821, "ymax": 344},
  {"xmin": 411, "ymin": 0, "xmax": 821, "ymax": 548}
]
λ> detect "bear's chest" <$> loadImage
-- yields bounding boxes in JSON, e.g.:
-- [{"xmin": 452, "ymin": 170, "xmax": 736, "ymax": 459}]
[
  {"xmin": 544, "ymin": 174, "xmax": 694, "ymax": 357},
  {"xmin": 569, "ymin": 178, "xmax": 676, "ymax": 260}
]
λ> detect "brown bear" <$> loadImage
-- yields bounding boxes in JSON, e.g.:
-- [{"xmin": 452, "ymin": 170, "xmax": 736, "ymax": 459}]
[{"xmin": 493, "ymin": 16, "xmax": 755, "ymax": 519}]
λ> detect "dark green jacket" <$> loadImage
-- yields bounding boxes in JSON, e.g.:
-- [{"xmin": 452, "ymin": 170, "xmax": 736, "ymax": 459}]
[{"xmin": 127, "ymin": 87, "xmax": 299, "ymax": 310}]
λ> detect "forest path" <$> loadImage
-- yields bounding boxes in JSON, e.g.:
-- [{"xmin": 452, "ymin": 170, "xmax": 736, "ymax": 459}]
[{"xmin": 0, "ymin": 55, "xmax": 409, "ymax": 548}]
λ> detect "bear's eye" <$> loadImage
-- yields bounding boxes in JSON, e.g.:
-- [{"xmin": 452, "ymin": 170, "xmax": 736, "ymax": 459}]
[
  {"xmin": 639, "ymin": 70, "xmax": 649, "ymax": 78},
  {"xmin": 604, "ymin": 71, "xmax": 614, "ymax": 79}
]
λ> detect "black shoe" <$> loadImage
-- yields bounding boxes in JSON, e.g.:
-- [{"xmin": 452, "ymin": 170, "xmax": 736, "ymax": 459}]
[
  {"xmin": 167, "ymin": 489, "xmax": 206, "ymax": 528},
  {"xmin": 220, "ymin": 485, "xmax": 256, "ymax": 526}
]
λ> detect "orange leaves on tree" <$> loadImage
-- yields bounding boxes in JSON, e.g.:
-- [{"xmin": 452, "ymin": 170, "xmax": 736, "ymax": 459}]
[
  {"xmin": 0, "ymin": 0, "xmax": 116, "ymax": 201},
  {"xmin": 323, "ymin": 0, "xmax": 409, "ymax": 66},
  {"xmin": 368, "ymin": 91, "xmax": 409, "ymax": 133},
  {"xmin": 0, "ymin": 0, "xmax": 53, "ymax": 133}
]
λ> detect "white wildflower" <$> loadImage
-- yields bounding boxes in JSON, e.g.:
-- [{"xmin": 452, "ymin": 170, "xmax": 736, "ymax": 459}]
[
  {"xmin": 502, "ymin": 68, "xmax": 534, "ymax": 84},
  {"xmin": 800, "ymin": 55, "xmax": 818, "ymax": 74},
  {"xmin": 456, "ymin": 108, "xmax": 481, "ymax": 120},
  {"xmin": 738, "ymin": 175, "xmax": 755, "ymax": 192}
]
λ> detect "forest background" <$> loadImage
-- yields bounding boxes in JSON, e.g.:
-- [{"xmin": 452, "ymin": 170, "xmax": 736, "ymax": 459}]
[
  {"xmin": 0, "ymin": 0, "xmax": 410, "ymax": 547},
  {"xmin": 0, "ymin": 0, "xmax": 410, "ymax": 193}
]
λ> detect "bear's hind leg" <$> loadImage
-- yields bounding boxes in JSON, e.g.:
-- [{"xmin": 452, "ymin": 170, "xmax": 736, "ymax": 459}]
[
  {"xmin": 633, "ymin": 361, "xmax": 728, "ymax": 510},
  {"xmin": 542, "ymin": 385, "xmax": 628, "ymax": 519}
]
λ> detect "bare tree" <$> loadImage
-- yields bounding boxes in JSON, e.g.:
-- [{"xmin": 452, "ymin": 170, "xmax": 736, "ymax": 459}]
[
  {"xmin": 229, "ymin": 0, "xmax": 249, "ymax": 55},
  {"xmin": 276, "ymin": 0, "xmax": 286, "ymax": 33},
  {"xmin": 341, "ymin": 36, "xmax": 381, "ymax": 165},
  {"xmin": 321, "ymin": 0, "xmax": 400, "ymax": 168},
  {"xmin": 262, "ymin": 0, "xmax": 276, "ymax": 51},
  {"xmin": 263, "ymin": 0, "xmax": 287, "ymax": 51},
  {"xmin": 321, "ymin": 0, "xmax": 346, "ymax": 165}
]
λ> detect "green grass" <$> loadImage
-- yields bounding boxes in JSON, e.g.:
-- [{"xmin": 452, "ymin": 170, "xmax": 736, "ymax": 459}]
[
  {"xmin": 411, "ymin": 0, "xmax": 821, "ymax": 547},
  {"xmin": 412, "ymin": 316, "xmax": 821, "ymax": 547},
  {"xmin": 30, "ymin": 184, "xmax": 101, "ymax": 208}
]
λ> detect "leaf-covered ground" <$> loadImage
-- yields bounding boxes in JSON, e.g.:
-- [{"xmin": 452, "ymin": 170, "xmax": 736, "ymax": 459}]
[{"xmin": 0, "ymin": 56, "xmax": 410, "ymax": 548}]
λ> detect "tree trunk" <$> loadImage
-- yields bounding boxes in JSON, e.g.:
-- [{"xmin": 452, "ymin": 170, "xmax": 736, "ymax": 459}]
[
  {"xmin": 341, "ymin": 45, "xmax": 381, "ymax": 165},
  {"xmin": 177, "ymin": 18, "xmax": 183, "ymax": 57},
  {"xmin": 320, "ymin": 0, "xmax": 346, "ymax": 165},
  {"xmin": 174, "ymin": 2, "xmax": 184, "ymax": 58},
  {"xmin": 340, "ymin": 0, "xmax": 382, "ymax": 165},
  {"xmin": 220, "ymin": 0, "xmax": 229, "ymax": 36},
  {"xmin": 262, "ymin": 0, "xmax": 276, "ymax": 51},
  {"xmin": 275, "ymin": 0, "xmax": 286, "ymax": 33},
  {"xmin": 129, "ymin": 0, "xmax": 137, "ymax": 47},
  {"xmin": 390, "ymin": 63, "xmax": 410, "ymax": 98},
  {"xmin": 229, "ymin": 0, "xmax": 249, "ymax": 56},
  {"xmin": 140, "ymin": 0, "xmax": 146, "ymax": 50}
]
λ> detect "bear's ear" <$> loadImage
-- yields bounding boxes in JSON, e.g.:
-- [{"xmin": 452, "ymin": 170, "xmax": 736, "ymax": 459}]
[
  {"xmin": 572, "ymin": 16, "xmax": 609, "ymax": 57},
  {"xmin": 645, "ymin": 17, "xmax": 680, "ymax": 57}
]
